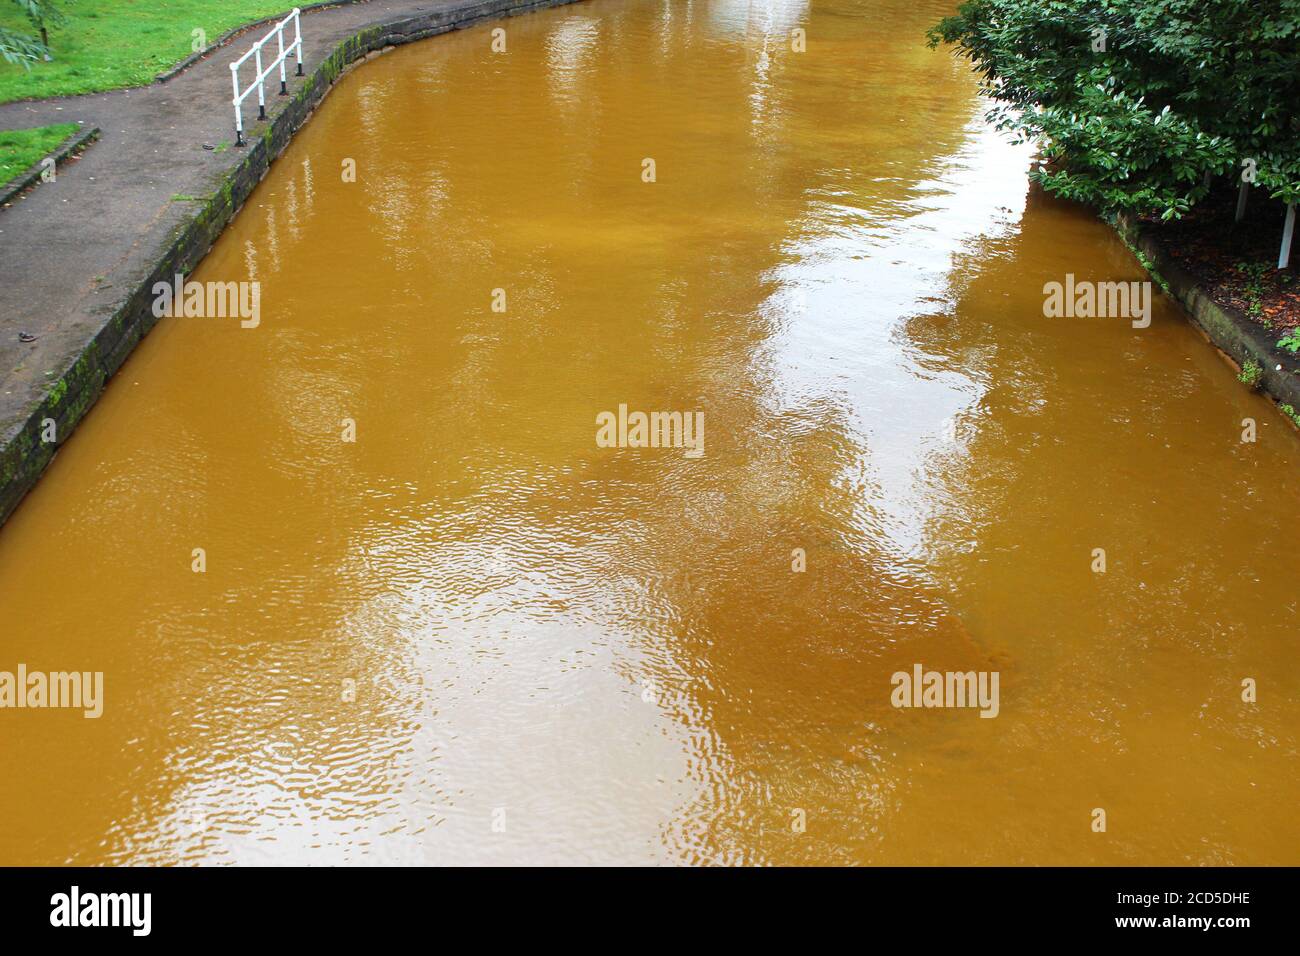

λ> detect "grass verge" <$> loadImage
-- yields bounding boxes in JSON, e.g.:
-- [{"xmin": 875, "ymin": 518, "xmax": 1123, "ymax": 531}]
[
  {"xmin": 0, "ymin": 121, "xmax": 79, "ymax": 181},
  {"xmin": 0, "ymin": 0, "xmax": 294, "ymax": 104}
]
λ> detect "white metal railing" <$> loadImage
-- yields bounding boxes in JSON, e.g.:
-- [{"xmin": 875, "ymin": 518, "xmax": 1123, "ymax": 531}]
[{"xmin": 230, "ymin": 8, "xmax": 304, "ymax": 146}]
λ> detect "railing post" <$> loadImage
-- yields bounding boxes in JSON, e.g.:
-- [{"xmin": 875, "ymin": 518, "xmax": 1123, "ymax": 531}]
[
  {"xmin": 230, "ymin": 63, "xmax": 244, "ymax": 147},
  {"xmin": 1280, "ymin": 203, "xmax": 1296, "ymax": 270},
  {"xmin": 277, "ymin": 26, "xmax": 288, "ymax": 95},
  {"xmin": 255, "ymin": 43, "xmax": 266, "ymax": 120},
  {"xmin": 294, "ymin": 9, "xmax": 304, "ymax": 76}
]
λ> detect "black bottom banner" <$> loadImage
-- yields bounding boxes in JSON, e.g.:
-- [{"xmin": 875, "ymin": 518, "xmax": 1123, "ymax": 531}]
[{"xmin": 0, "ymin": 865, "xmax": 1283, "ymax": 942}]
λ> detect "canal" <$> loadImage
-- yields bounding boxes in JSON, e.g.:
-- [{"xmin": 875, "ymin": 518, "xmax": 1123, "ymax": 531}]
[{"xmin": 1, "ymin": 0, "xmax": 1297, "ymax": 865}]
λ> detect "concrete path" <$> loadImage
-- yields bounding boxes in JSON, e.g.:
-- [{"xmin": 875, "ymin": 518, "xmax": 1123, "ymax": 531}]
[{"xmin": 0, "ymin": 0, "xmax": 567, "ymax": 524}]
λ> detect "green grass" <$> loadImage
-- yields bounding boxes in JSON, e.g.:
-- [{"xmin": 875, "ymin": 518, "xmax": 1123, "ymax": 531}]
[
  {"xmin": 0, "ymin": 121, "xmax": 79, "ymax": 181},
  {"xmin": 0, "ymin": 0, "xmax": 292, "ymax": 104}
]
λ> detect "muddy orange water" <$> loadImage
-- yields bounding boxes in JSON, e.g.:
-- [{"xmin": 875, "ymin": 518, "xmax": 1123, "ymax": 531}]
[{"xmin": 2, "ymin": 0, "xmax": 1298, "ymax": 866}]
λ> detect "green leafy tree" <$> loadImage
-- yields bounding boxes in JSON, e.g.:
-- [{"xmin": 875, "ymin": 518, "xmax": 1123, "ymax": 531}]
[
  {"xmin": 0, "ymin": 25, "xmax": 45, "ymax": 67},
  {"xmin": 928, "ymin": 0, "xmax": 1300, "ymax": 218}
]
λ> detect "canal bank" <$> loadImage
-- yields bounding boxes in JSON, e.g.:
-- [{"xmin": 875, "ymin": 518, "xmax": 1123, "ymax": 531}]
[
  {"xmin": 0, "ymin": 0, "xmax": 586, "ymax": 528},
  {"xmin": 1112, "ymin": 213, "xmax": 1300, "ymax": 424}
]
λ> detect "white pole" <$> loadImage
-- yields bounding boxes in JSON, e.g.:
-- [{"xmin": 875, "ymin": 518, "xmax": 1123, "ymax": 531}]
[
  {"xmin": 277, "ymin": 26, "xmax": 288, "ymax": 95},
  {"xmin": 294, "ymin": 9, "xmax": 304, "ymax": 76},
  {"xmin": 1280, "ymin": 203, "xmax": 1296, "ymax": 270},
  {"xmin": 255, "ymin": 43, "xmax": 266, "ymax": 119},
  {"xmin": 230, "ymin": 63, "xmax": 244, "ymax": 146},
  {"xmin": 1235, "ymin": 181, "xmax": 1250, "ymax": 223}
]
